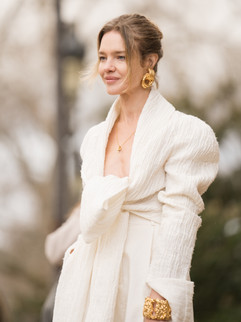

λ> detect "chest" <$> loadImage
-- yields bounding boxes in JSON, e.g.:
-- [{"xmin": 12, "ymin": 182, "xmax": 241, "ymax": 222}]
[
  {"xmin": 81, "ymin": 110, "xmax": 175, "ymax": 192},
  {"xmin": 104, "ymin": 123, "xmax": 134, "ymax": 178}
]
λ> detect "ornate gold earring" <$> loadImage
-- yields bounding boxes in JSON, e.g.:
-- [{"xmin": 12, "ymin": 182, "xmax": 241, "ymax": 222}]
[{"xmin": 141, "ymin": 68, "xmax": 155, "ymax": 89}]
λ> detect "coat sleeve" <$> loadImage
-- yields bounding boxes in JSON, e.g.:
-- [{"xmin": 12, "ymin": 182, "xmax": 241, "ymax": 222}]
[
  {"xmin": 45, "ymin": 205, "xmax": 80, "ymax": 266},
  {"xmin": 146, "ymin": 116, "xmax": 219, "ymax": 321}
]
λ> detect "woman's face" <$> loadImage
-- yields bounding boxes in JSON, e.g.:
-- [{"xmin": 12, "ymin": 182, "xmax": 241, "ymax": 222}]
[{"xmin": 98, "ymin": 30, "xmax": 146, "ymax": 95}]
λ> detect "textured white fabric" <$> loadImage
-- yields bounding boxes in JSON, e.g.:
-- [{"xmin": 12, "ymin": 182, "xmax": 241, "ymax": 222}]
[
  {"xmin": 45, "ymin": 206, "xmax": 80, "ymax": 265},
  {"xmin": 53, "ymin": 89, "xmax": 219, "ymax": 322},
  {"xmin": 114, "ymin": 214, "xmax": 154, "ymax": 321}
]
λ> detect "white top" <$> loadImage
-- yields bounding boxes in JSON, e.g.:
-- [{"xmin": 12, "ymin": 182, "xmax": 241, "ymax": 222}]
[{"xmin": 53, "ymin": 89, "xmax": 219, "ymax": 322}]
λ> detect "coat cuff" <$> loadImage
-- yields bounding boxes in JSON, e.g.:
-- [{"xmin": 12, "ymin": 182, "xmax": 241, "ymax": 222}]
[{"xmin": 146, "ymin": 277, "xmax": 194, "ymax": 322}]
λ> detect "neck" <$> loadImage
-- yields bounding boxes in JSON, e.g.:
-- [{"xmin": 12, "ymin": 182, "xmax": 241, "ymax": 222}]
[{"xmin": 118, "ymin": 87, "xmax": 151, "ymax": 125}]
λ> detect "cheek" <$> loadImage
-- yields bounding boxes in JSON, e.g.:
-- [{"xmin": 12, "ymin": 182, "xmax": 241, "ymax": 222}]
[
  {"xmin": 122, "ymin": 64, "xmax": 128, "ymax": 75},
  {"xmin": 130, "ymin": 69, "xmax": 144, "ymax": 84}
]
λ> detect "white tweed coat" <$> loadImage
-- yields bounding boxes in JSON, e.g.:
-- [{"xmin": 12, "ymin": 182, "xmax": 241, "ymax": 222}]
[{"xmin": 53, "ymin": 89, "xmax": 219, "ymax": 322}]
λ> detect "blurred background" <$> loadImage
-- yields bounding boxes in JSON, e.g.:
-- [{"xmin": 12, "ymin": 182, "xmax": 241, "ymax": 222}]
[{"xmin": 0, "ymin": 0, "xmax": 240, "ymax": 321}]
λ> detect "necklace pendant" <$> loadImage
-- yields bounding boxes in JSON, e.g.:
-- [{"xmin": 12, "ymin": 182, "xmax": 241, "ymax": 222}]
[{"xmin": 117, "ymin": 145, "xmax": 122, "ymax": 152}]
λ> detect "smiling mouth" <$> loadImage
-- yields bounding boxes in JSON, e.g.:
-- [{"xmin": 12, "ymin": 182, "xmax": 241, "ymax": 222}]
[{"xmin": 104, "ymin": 77, "xmax": 119, "ymax": 83}]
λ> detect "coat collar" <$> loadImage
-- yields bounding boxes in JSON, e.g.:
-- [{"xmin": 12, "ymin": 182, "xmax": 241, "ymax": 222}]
[{"xmin": 99, "ymin": 89, "xmax": 176, "ymax": 177}]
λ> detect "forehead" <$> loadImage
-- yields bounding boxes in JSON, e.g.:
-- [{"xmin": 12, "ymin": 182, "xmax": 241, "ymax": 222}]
[{"xmin": 99, "ymin": 30, "xmax": 125, "ymax": 52}]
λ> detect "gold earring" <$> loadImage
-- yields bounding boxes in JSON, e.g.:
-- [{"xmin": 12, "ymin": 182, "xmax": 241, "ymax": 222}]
[{"xmin": 141, "ymin": 68, "xmax": 155, "ymax": 89}]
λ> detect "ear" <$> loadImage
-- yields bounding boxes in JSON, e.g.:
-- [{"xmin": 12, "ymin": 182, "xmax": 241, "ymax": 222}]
[{"xmin": 145, "ymin": 53, "xmax": 159, "ymax": 70}]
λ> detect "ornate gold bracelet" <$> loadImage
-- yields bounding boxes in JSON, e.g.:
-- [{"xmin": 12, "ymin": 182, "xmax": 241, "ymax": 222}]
[{"xmin": 143, "ymin": 297, "xmax": 172, "ymax": 320}]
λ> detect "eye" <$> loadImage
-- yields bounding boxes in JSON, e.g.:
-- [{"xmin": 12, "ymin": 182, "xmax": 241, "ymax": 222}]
[
  {"xmin": 117, "ymin": 55, "xmax": 126, "ymax": 60},
  {"xmin": 99, "ymin": 56, "xmax": 106, "ymax": 61}
]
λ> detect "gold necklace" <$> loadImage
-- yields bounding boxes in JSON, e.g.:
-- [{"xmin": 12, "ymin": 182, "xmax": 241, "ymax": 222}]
[{"xmin": 116, "ymin": 127, "xmax": 135, "ymax": 152}]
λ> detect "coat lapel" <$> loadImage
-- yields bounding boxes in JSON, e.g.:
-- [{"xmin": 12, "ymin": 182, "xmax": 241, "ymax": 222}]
[
  {"xmin": 97, "ymin": 89, "xmax": 175, "ymax": 179},
  {"xmin": 129, "ymin": 89, "xmax": 175, "ymax": 179},
  {"xmin": 98, "ymin": 99, "xmax": 121, "ymax": 176}
]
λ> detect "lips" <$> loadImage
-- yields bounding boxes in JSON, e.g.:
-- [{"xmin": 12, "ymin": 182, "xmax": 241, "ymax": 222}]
[{"xmin": 104, "ymin": 76, "xmax": 119, "ymax": 84}]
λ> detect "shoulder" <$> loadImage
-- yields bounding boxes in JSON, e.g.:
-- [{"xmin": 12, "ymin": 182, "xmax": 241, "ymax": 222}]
[
  {"xmin": 84, "ymin": 121, "xmax": 105, "ymax": 139},
  {"xmin": 80, "ymin": 121, "xmax": 105, "ymax": 158},
  {"xmin": 169, "ymin": 110, "xmax": 219, "ymax": 161},
  {"xmin": 169, "ymin": 108, "xmax": 216, "ymax": 142},
  {"xmin": 151, "ymin": 90, "xmax": 215, "ymax": 142},
  {"xmin": 173, "ymin": 110, "xmax": 212, "ymax": 134}
]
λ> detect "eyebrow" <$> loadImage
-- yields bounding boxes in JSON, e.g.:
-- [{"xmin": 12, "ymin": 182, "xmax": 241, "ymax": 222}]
[{"xmin": 98, "ymin": 50, "xmax": 126, "ymax": 55}]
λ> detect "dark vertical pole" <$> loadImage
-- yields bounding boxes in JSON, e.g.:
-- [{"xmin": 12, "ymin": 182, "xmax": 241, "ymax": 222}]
[{"xmin": 55, "ymin": 0, "xmax": 68, "ymax": 226}]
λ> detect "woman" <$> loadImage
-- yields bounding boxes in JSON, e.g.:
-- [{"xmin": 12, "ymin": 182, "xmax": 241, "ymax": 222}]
[{"xmin": 53, "ymin": 14, "xmax": 219, "ymax": 321}]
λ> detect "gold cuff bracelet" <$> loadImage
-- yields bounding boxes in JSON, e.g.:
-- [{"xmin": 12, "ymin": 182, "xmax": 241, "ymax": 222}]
[{"xmin": 143, "ymin": 297, "xmax": 172, "ymax": 320}]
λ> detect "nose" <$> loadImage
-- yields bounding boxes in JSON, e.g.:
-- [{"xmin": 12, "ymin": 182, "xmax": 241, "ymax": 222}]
[{"xmin": 104, "ymin": 58, "xmax": 116, "ymax": 72}]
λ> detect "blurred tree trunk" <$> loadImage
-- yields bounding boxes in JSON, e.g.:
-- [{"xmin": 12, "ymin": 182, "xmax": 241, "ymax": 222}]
[{"xmin": 55, "ymin": 0, "xmax": 85, "ymax": 227}]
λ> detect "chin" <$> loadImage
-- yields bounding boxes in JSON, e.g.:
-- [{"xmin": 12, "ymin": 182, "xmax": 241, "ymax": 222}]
[
  {"xmin": 106, "ymin": 89, "xmax": 119, "ymax": 96},
  {"xmin": 105, "ymin": 86, "xmax": 125, "ymax": 96}
]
